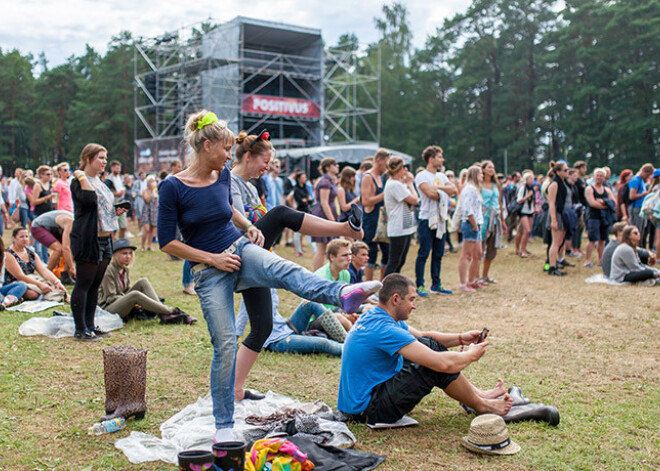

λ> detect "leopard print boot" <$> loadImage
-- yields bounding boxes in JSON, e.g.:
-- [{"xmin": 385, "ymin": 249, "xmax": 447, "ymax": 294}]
[{"xmin": 101, "ymin": 345, "xmax": 148, "ymax": 421}]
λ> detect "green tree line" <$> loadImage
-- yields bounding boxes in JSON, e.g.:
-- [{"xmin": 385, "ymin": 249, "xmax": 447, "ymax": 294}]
[{"xmin": 0, "ymin": 0, "xmax": 657, "ymax": 174}]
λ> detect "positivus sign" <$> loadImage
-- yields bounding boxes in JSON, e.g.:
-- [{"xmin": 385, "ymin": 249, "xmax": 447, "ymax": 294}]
[{"xmin": 242, "ymin": 94, "xmax": 320, "ymax": 118}]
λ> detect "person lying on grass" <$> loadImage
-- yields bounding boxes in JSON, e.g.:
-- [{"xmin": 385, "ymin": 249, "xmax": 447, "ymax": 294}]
[
  {"xmin": 337, "ymin": 273, "xmax": 513, "ymax": 425},
  {"xmin": 236, "ymin": 288, "xmax": 342, "ymax": 358}
]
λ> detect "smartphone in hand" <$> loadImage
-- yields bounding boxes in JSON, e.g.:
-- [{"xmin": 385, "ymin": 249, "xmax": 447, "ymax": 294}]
[
  {"xmin": 477, "ymin": 328, "xmax": 490, "ymax": 344},
  {"xmin": 114, "ymin": 201, "xmax": 132, "ymax": 211}
]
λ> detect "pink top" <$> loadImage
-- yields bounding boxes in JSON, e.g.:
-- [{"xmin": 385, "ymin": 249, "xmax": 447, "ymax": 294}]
[
  {"xmin": 24, "ymin": 185, "xmax": 34, "ymax": 211},
  {"xmin": 53, "ymin": 179, "xmax": 73, "ymax": 212}
]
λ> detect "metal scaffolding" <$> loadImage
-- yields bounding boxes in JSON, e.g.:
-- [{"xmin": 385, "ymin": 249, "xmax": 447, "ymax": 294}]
[
  {"xmin": 323, "ymin": 46, "xmax": 381, "ymax": 145},
  {"xmin": 133, "ymin": 17, "xmax": 380, "ymax": 171}
]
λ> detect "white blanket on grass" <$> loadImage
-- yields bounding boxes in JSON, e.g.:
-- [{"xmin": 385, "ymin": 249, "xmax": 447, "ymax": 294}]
[
  {"xmin": 8, "ymin": 300, "xmax": 64, "ymax": 313},
  {"xmin": 18, "ymin": 307, "xmax": 123, "ymax": 338},
  {"xmin": 584, "ymin": 273, "xmax": 629, "ymax": 285},
  {"xmin": 114, "ymin": 391, "xmax": 356, "ymax": 465}
]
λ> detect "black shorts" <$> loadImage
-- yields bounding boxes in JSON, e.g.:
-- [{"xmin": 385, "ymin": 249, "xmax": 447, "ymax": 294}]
[
  {"xmin": 349, "ymin": 337, "xmax": 459, "ymax": 425},
  {"xmin": 587, "ymin": 218, "xmax": 609, "ymax": 242}
]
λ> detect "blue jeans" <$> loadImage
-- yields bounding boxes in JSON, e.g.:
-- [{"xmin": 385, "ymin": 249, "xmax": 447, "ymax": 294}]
[
  {"xmin": 1, "ymin": 282, "xmax": 27, "ymax": 301},
  {"xmin": 267, "ymin": 333, "xmax": 342, "ymax": 357},
  {"xmin": 415, "ymin": 219, "xmax": 446, "ymax": 288},
  {"xmin": 182, "ymin": 260, "xmax": 193, "ymax": 287},
  {"xmin": 34, "ymin": 241, "xmax": 49, "ymax": 264},
  {"xmin": 20, "ymin": 207, "xmax": 30, "ymax": 227},
  {"xmin": 288, "ymin": 301, "xmax": 327, "ymax": 333},
  {"xmin": 192, "ymin": 237, "xmax": 345, "ymax": 429}
]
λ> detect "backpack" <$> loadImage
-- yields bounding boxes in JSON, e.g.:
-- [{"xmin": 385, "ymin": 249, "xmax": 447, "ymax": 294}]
[
  {"xmin": 505, "ymin": 185, "xmax": 521, "ymax": 216},
  {"xmin": 640, "ymin": 190, "xmax": 659, "ymax": 217}
]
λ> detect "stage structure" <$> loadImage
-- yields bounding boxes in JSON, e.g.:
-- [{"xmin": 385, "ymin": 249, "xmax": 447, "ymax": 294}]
[
  {"xmin": 323, "ymin": 46, "xmax": 381, "ymax": 146},
  {"xmin": 134, "ymin": 17, "xmax": 381, "ymax": 172}
]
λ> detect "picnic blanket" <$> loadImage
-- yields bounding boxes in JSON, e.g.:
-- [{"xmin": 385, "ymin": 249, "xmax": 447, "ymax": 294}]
[
  {"xmin": 115, "ymin": 391, "xmax": 356, "ymax": 465},
  {"xmin": 18, "ymin": 307, "xmax": 123, "ymax": 338}
]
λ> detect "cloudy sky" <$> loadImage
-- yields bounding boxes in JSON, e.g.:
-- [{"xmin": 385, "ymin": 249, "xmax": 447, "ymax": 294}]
[{"xmin": 1, "ymin": 0, "xmax": 471, "ymax": 68}]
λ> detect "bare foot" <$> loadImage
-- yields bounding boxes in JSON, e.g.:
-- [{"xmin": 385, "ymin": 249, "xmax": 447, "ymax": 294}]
[
  {"xmin": 475, "ymin": 394, "xmax": 513, "ymax": 416},
  {"xmin": 478, "ymin": 378, "xmax": 506, "ymax": 399},
  {"xmin": 234, "ymin": 388, "xmax": 245, "ymax": 402}
]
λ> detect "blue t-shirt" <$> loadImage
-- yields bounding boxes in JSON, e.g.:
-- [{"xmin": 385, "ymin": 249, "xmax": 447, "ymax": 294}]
[
  {"xmin": 157, "ymin": 169, "xmax": 242, "ymax": 264},
  {"xmin": 337, "ymin": 307, "xmax": 416, "ymax": 414},
  {"xmin": 628, "ymin": 175, "xmax": 646, "ymax": 209}
]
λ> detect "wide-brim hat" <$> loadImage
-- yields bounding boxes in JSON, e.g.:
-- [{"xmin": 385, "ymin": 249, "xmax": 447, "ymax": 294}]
[
  {"xmin": 112, "ymin": 238, "xmax": 136, "ymax": 253},
  {"xmin": 461, "ymin": 414, "xmax": 521, "ymax": 456}
]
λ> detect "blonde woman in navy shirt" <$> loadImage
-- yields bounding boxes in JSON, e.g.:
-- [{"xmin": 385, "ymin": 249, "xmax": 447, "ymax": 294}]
[{"xmin": 158, "ymin": 110, "xmax": 380, "ymax": 443}]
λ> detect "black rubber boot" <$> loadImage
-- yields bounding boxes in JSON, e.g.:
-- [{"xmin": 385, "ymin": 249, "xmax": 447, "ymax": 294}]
[
  {"xmin": 508, "ymin": 385, "xmax": 530, "ymax": 406},
  {"xmin": 502, "ymin": 402, "xmax": 560, "ymax": 426},
  {"xmin": 101, "ymin": 345, "xmax": 148, "ymax": 420}
]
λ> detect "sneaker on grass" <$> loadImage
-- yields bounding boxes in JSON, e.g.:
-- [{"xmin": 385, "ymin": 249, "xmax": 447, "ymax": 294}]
[{"xmin": 430, "ymin": 284, "xmax": 453, "ymax": 295}]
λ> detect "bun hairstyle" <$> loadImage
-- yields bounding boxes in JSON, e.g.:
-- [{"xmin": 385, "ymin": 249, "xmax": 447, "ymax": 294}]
[
  {"xmin": 79, "ymin": 143, "xmax": 107, "ymax": 171},
  {"xmin": 183, "ymin": 110, "xmax": 235, "ymax": 167},
  {"xmin": 386, "ymin": 156, "xmax": 405, "ymax": 176},
  {"xmin": 547, "ymin": 160, "xmax": 566, "ymax": 178},
  {"xmin": 234, "ymin": 130, "xmax": 274, "ymax": 166},
  {"xmin": 319, "ymin": 157, "xmax": 338, "ymax": 174}
]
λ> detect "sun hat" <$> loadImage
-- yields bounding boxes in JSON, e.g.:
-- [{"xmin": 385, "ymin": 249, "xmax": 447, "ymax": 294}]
[
  {"xmin": 461, "ymin": 414, "xmax": 521, "ymax": 455},
  {"xmin": 112, "ymin": 238, "xmax": 136, "ymax": 253}
]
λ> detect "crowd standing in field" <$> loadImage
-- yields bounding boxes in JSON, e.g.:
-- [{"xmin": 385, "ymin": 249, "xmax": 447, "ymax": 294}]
[{"xmin": 1, "ymin": 109, "xmax": 658, "ymax": 443}]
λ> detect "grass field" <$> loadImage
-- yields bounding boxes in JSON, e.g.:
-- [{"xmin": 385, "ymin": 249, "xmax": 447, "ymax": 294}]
[{"xmin": 0, "ymin": 231, "xmax": 658, "ymax": 470}]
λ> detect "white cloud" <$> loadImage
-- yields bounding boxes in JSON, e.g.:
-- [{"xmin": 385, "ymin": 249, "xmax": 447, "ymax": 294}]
[{"xmin": 0, "ymin": 0, "xmax": 471, "ymax": 66}]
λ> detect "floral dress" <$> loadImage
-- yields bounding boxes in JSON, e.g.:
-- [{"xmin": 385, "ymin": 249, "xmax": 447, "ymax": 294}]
[{"xmin": 141, "ymin": 191, "xmax": 158, "ymax": 226}]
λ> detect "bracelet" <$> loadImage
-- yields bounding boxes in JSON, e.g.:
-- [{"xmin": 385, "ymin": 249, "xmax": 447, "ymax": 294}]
[
  {"xmin": 245, "ymin": 222, "xmax": 252, "ymax": 231},
  {"xmin": 458, "ymin": 334, "xmax": 464, "ymax": 346}
]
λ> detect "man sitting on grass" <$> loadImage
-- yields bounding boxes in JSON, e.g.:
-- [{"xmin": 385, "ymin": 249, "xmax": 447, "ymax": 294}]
[
  {"xmin": 315, "ymin": 238, "xmax": 359, "ymax": 331},
  {"xmin": 348, "ymin": 241, "xmax": 369, "ymax": 283},
  {"xmin": 337, "ymin": 273, "xmax": 513, "ymax": 424}
]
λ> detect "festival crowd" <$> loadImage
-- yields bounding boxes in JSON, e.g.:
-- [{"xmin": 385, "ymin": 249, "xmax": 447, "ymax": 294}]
[{"xmin": 2, "ymin": 109, "xmax": 658, "ymax": 442}]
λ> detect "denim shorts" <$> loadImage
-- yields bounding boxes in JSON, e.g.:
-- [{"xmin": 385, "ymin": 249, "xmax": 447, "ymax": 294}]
[{"xmin": 461, "ymin": 221, "xmax": 482, "ymax": 242}]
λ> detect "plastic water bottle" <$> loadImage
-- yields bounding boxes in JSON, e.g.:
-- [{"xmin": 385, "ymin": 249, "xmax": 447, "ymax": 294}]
[{"xmin": 88, "ymin": 418, "xmax": 126, "ymax": 435}]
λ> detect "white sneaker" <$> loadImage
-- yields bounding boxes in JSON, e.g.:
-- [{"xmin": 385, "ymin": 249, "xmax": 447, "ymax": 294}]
[{"xmin": 125, "ymin": 231, "xmax": 135, "ymax": 238}]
